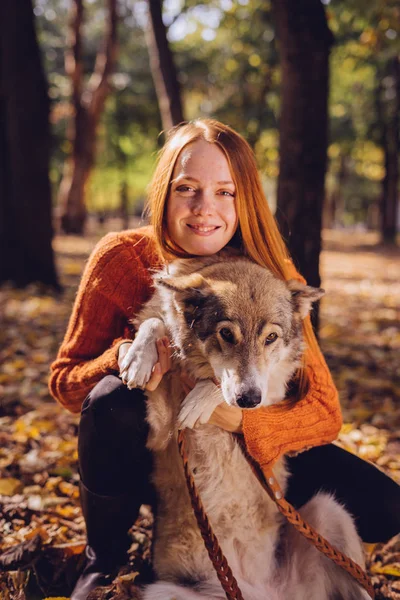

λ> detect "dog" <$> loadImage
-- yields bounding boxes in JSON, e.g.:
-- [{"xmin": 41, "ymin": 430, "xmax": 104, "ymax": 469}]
[{"xmin": 121, "ymin": 251, "xmax": 369, "ymax": 600}]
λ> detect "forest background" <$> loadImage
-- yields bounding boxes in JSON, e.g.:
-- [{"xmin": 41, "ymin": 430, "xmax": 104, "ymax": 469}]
[
  {"xmin": 32, "ymin": 0, "xmax": 400, "ymax": 234},
  {"xmin": 0, "ymin": 0, "xmax": 399, "ymax": 598}
]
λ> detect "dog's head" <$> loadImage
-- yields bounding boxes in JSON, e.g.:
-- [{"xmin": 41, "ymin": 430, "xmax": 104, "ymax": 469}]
[{"xmin": 157, "ymin": 259, "xmax": 324, "ymax": 409}]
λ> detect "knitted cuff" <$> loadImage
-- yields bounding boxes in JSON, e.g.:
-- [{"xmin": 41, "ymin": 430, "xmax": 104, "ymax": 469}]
[{"xmin": 242, "ymin": 391, "xmax": 342, "ymax": 468}]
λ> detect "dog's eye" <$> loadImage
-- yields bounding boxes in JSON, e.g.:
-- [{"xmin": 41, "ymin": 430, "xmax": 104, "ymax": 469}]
[
  {"xmin": 265, "ymin": 332, "xmax": 278, "ymax": 345},
  {"xmin": 219, "ymin": 328, "xmax": 235, "ymax": 344}
]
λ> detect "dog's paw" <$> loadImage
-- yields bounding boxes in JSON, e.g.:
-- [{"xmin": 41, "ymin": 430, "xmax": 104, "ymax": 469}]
[
  {"xmin": 178, "ymin": 380, "xmax": 223, "ymax": 430},
  {"xmin": 120, "ymin": 339, "xmax": 158, "ymax": 389}
]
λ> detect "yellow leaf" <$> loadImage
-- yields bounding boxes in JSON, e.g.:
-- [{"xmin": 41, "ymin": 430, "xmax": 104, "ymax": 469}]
[
  {"xmin": 320, "ymin": 323, "xmax": 341, "ymax": 338},
  {"xmin": 351, "ymin": 408, "xmax": 374, "ymax": 420},
  {"xmin": 25, "ymin": 526, "xmax": 50, "ymax": 542},
  {"xmin": 0, "ymin": 478, "xmax": 23, "ymax": 495},
  {"xmin": 15, "ymin": 420, "xmax": 27, "ymax": 433},
  {"xmin": 340, "ymin": 423, "xmax": 354, "ymax": 434},
  {"xmin": 64, "ymin": 261, "xmax": 83, "ymax": 275},
  {"xmin": 8, "ymin": 359, "xmax": 26, "ymax": 371},
  {"xmin": 27, "ymin": 426, "xmax": 41, "ymax": 439},
  {"xmin": 118, "ymin": 572, "xmax": 139, "ymax": 583},
  {"xmin": 364, "ymin": 543, "xmax": 378, "ymax": 554},
  {"xmin": 371, "ymin": 564, "xmax": 400, "ymax": 577},
  {"xmin": 52, "ymin": 540, "xmax": 86, "ymax": 555},
  {"xmin": 32, "ymin": 420, "xmax": 53, "ymax": 433},
  {"xmin": 58, "ymin": 481, "xmax": 78, "ymax": 498},
  {"xmin": 56, "ymin": 505, "xmax": 80, "ymax": 519},
  {"xmin": 32, "ymin": 352, "xmax": 49, "ymax": 364}
]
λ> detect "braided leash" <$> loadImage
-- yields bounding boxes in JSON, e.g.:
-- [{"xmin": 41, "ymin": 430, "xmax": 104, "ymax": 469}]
[
  {"xmin": 178, "ymin": 430, "xmax": 375, "ymax": 600},
  {"xmin": 177, "ymin": 430, "xmax": 244, "ymax": 600},
  {"xmin": 235, "ymin": 436, "xmax": 375, "ymax": 599}
]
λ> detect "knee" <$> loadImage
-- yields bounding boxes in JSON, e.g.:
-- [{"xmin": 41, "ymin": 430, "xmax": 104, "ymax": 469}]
[
  {"xmin": 81, "ymin": 375, "xmax": 147, "ymax": 434},
  {"xmin": 301, "ymin": 492, "xmax": 348, "ymax": 535},
  {"xmin": 82, "ymin": 374, "xmax": 130, "ymax": 411},
  {"xmin": 78, "ymin": 375, "xmax": 155, "ymax": 498},
  {"xmin": 300, "ymin": 492, "xmax": 364, "ymax": 563}
]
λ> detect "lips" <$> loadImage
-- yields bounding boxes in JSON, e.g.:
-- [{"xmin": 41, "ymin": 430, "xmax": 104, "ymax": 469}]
[{"xmin": 187, "ymin": 223, "xmax": 220, "ymax": 233}]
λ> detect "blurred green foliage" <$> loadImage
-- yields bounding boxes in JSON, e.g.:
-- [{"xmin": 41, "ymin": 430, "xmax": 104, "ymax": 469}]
[{"xmin": 34, "ymin": 0, "xmax": 399, "ymax": 225}]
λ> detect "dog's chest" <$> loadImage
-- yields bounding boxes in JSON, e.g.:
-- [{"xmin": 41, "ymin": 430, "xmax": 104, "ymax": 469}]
[
  {"xmin": 152, "ymin": 426, "xmax": 287, "ymax": 585},
  {"xmin": 181, "ymin": 427, "xmax": 287, "ymax": 540}
]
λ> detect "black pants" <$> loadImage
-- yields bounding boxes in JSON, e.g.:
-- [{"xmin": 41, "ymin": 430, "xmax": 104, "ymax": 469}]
[{"xmin": 79, "ymin": 375, "xmax": 400, "ymax": 543}]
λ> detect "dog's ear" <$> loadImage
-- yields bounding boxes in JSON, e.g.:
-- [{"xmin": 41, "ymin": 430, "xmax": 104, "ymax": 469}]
[
  {"xmin": 157, "ymin": 272, "xmax": 210, "ymax": 295},
  {"xmin": 287, "ymin": 279, "xmax": 325, "ymax": 319}
]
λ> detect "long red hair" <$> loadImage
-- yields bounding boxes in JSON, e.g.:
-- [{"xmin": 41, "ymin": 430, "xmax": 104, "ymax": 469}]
[{"xmin": 145, "ymin": 118, "xmax": 320, "ymax": 397}]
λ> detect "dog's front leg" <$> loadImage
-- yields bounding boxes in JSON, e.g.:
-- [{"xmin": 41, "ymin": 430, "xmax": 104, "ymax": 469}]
[
  {"xmin": 178, "ymin": 380, "xmax": 224, "ymax": 430},
  {"xmin": 120, "ymin": 317, "xmax": 166, "ymax": 389}
]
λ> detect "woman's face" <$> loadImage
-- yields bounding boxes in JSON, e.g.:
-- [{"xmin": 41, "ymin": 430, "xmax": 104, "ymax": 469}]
[{"xmin": 166, "ymin": 140, "xmax": 238, "ymax": 256}]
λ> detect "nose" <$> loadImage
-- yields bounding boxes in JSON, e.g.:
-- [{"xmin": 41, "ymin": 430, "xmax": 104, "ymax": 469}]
[
  {"xmin": 236, "ymin": 388, "xmax": 262, "ymax": 409},
  {"xmin": 192, "ymin": 191, "xmax": 214, "ymax": 216}
]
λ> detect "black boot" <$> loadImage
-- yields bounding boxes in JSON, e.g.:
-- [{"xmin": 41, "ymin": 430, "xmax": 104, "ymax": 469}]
[{"xmin": 70, "ymin": 480, "xmax": 142, "ymax": 600}]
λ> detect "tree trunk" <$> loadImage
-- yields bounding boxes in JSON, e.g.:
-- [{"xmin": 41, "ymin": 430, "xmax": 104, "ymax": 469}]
[
  {"xmin": 0, "ymin": 0, "xmax": 59, "ymax": 288},
  {"xmin": 380, "ymin": 56, "xmax": 399, "ymax": 245},
  {"xmin": 272, "ymin": 0, "xmax": 333, "ymax": 300},
  {"xmin": 58, "ymin": 0, "xmax": 117, "ymax": 234},
  {"xmin": 145, "ymin": 0, "xmax": 184, "ymax": 131},
  {"xmin": 324, "ymin": 152, "xmax": 347, "ymax": 229},
  {"xmin": 120, "ymin": 180, "xmax": 129, "ymax": 230},
  {"xmin": 58, "ymin": 105, "xmax": 96, "ymax": 233}
]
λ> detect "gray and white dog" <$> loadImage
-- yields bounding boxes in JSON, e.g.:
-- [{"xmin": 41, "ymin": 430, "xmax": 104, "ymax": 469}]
[{"xmin": 121, "ymin": 252, "xmax": 369, "ymax": 600}]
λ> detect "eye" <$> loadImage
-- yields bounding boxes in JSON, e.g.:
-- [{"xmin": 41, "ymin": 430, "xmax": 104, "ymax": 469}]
[
  {"xmin": 219, "ymin": 190, "xmax": 235, "ymax": 197},
  {"xmin": 265, "ymin": 332, "xmax": 278, "ymax": 345},
  {"xmin": 219, "ymin": 327, "xmax": 235, "ymax": 344},
  {"xmin": 176, "ymin": 185, "xmax": 195, "ymax": 193}
]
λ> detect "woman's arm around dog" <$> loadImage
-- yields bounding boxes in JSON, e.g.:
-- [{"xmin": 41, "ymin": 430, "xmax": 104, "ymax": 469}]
[
  {"xmin": 48, "ymin": 228, "xmax": 162, "ymax": 413},
  {"xmin": 242, "ymin": 317, "xmax": 342, "ymax": 469}
]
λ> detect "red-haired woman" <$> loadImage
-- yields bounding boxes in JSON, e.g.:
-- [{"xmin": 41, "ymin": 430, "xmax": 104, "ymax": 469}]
[{"xmin": 50, "ymin": 119, "xmax": 400, "ymax": 599}]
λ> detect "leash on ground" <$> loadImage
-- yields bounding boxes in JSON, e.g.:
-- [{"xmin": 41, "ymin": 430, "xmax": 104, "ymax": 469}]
[{"xmin": 177, "ymin": 429, "xmax": 375, "ymax": 600}]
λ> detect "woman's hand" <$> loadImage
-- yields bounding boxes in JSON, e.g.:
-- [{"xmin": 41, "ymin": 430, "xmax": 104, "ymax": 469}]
[
  {"xmin": 208, "ymin": 403, "xmax": 243, "ymax": 433},
  {"xmin": 118, "ymin": 337, "xmax": 172, "ymax": 391}
]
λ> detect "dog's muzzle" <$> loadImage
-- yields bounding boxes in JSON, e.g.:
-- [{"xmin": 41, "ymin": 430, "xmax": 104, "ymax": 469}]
[{"xmin": 236, "ymin": 388, "xmax": 262, "ymax": 409}]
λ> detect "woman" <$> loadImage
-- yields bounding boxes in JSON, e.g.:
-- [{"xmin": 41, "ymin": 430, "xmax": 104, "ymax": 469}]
[{"xmin": 49, "ymin": 119, "xmax": 400, "ymax": 599}]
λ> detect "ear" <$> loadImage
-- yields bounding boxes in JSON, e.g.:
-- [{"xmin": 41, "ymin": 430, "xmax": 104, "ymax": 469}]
[
  {"xmin": 287, "ymin": 279, "xmax": 325, "ymax": 319},
  {"xmin": 157, "ymin": 272, "xmax": 210, "ymax": 295}
]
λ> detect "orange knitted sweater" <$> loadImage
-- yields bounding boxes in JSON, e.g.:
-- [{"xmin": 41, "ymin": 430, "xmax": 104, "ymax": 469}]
[{"xmin": 49, "ymin": 226, "xmax": 342, "ymax": 468}]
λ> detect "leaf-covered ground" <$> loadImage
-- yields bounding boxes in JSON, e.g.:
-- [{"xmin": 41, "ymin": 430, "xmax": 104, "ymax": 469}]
[{"xmin": 0, "ymin": 224, "xmax": 399, "ymax": 599}]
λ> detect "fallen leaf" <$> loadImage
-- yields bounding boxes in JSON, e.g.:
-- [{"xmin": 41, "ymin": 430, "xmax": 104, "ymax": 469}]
[
  {"xmin": 371, "ymin": 564, "xmax": 400, "ymax": 577},
  {"xmin": 0, "ymin": 478, "xmax": 23, "ymax": 495}
]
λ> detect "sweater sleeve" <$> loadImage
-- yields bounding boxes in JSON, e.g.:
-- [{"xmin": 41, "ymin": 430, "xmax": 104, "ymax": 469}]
[
  {"xmin": 49, "ymin": 232, "xmax": 156, "ymax": 414},
  {"xmin": 242, "ymin": 268, "xmax": 342, "ymax": 468}
]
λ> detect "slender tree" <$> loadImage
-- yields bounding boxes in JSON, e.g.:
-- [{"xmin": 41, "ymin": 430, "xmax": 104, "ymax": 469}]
[
  {"xmin": 379, "ymin": 56, "xmax": 399, "ymax": 245},
  {"xmin": 145, "ymin": 0, "xmax": 184, "ymax": 131},
  {"xmin": 0, "ymin": 0, "xmax": 59, "ymax": 288},
  {"xmin": 58, "ymin": 0, "xmax": 118, "ymax": 234},
  {"xmin": 272, "ymin": 0, "xmax": 333, "ymax": 310}
]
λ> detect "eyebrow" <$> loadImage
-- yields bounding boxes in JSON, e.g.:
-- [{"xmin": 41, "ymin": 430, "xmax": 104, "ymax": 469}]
[
  {"xmin": 172, "ymin": 175, "xmax": 235, "ymax": 186},
  {"xmin": 257, "ymin": 320, "xmax": 283, "ymax": 336}
]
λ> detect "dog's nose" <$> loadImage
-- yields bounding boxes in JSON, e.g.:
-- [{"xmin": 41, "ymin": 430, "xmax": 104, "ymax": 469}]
[{"xmin": 236, "ymin": 389, "xmax": 262, "ymax": 409}]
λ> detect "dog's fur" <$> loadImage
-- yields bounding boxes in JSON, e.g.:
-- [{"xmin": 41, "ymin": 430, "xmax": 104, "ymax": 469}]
[{"xmin": 121, "ymin": 252, "xmax": 369, "ymax": 600}]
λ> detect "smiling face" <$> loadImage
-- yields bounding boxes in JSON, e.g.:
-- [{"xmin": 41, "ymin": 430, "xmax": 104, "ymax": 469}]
[{"xmin": 166, "ymin": 139, "xmax": 238, "ymax": 256}]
